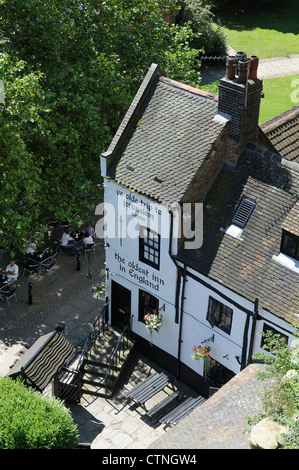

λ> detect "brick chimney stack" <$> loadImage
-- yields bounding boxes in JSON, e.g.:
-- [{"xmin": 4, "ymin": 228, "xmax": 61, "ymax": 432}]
[{"xmin": 218, "ymin": 53, "xmax": 263, "ymax": 165}]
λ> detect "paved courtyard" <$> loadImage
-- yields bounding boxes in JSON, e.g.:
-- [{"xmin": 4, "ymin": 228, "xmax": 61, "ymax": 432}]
[{"xmin": 0, "ymin": 235, "xmax": 195, "ymax": 449}]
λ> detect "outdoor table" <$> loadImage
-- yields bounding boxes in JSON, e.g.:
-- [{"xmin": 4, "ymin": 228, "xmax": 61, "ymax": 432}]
[
  {"xmin": 124, "ymin": 372, "xmax": 174, "ymax": 411},
  {"xmin": 0, "ymin": 276, "xmax": 8, "ymax": 289},
  {"xmin": 72, "ymin": 230, "xmax": 85, "ymax": 248},
  {"xmin": 27, "ymin": 253, "xmax": 53, "ymax": 275}
]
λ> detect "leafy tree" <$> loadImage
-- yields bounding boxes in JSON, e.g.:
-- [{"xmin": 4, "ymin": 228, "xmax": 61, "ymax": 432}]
[
  {"xmin": 0, "ymin": 377, "xmax": 79, "ymax": 449},
  {"xmin": 179, "ymin": 0, "xmax": 227, "ymax": 56},
  {"xmin": 0, "ymin": 0, "xmax": 201, "ymax": 253}
]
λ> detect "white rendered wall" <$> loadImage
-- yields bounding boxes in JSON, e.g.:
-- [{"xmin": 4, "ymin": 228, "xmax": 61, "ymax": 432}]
[
  {"xmin": 102, "ymin": 179, "xmax": 179, "ymax": 357},
  {"xmin": 101, "ymin": 178, "xmax": 296, "ymax": 377}
]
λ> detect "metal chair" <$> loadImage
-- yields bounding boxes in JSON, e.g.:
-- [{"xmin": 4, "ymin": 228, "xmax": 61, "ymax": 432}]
[
  {"xmin": 57, "ymin": 242, "xmax": 71, "ymax": 256},
  {"xmin": 22, "ymin": 259, "xmax": 39, "ymax": 277},
  {"xmin": 40, "ymin": 256, "xmax": 57, "ymax": 281},
  {"xmin": 0, "ymin": 283, "xmax": 17, "ymax": 307}
]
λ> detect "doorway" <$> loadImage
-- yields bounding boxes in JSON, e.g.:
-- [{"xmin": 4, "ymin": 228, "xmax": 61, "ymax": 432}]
[{"xmin": 111, "ymin": 281, "xmax": 131, "ymax": 330}]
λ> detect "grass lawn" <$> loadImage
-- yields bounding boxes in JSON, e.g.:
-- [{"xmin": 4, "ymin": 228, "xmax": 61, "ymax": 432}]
[
  {"xmin": 259, "ymin": 74, "xmax": 299, "ymax": 124},
  {"xmin": 213, "ymin": 0, "xmax": 299, "ymax": 58},
  {"xmin": 200, "ymin": 74, "xmax": 299, "ymax": 124}
]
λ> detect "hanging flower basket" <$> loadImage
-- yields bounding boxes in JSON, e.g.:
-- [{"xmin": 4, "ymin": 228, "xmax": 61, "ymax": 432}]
[
  {"xmin": 191, "ymin": 345, "xmax": 211, "ymax": 379},
  {"xmin": 92, "ymin": 281, "xmax": 105, "ymax": 299},
  {"xmin": 191, "ymin": 345, "xmax": 211, "ymax": 361},
  {"xmin": 144, "ymin": 311, "xmax": 163, "ymax": 343}
]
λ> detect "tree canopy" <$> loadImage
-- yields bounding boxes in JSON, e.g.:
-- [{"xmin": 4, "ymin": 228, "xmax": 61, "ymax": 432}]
[{"xmin": 0, "ymin": 0, "xmax": 201, "ymax": 253}]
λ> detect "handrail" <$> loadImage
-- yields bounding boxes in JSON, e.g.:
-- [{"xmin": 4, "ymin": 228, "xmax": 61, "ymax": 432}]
[
  {"xmin": 103, "ymin": 322, "xmax": 130, "ymax": 397},
  {"xmin": 74, "ymin": 304, "xmax": 108, "ymax": 373},
  {"xmin": 56, "ymin": 304, "xmax": 108, "ymax": 402}
]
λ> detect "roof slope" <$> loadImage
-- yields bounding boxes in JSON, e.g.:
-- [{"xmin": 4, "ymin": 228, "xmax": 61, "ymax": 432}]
[
  {"xmin": 261, "ymin": 106, "xmax": 299, "ymax": 163},
  {"xmin": 177, "ymin": 143, "xmax": 299, "ymax": 324},
  {"xmin": 150, "ymin": 363, "xmax": 265, "ymax": 449},
  {"xmin": 106, "ymin": 73, "xmax": 226, "ymax": 206}
]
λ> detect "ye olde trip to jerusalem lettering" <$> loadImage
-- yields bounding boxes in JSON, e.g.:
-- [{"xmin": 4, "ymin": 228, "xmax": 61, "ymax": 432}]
[{"xmin": 115, "ymin": 252, "xmax": 165, "ymax": 291}]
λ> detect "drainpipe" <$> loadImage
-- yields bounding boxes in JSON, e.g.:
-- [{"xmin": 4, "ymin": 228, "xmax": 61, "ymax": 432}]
[
  {"xmin": 168, "ymin": 210, "xmax": 183, "ymax": 321},
  {"xmin": 177, "ymin": 264, "xmax": 187, "ymax": 379},
  {"xmin": 168, "ymin": 210, "xmax": 185, "ymax": 377},
  {"xmin": 240, "ymin": 307, "xmax": 251, "ymax": 370},
  {"xmin": 248, "ymin": 298, "xmax": 259, "ymax": 364}
]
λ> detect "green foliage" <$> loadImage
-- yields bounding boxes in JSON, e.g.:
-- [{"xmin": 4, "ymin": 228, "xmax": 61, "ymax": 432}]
[
  {"xmin": 199, "ymin": 80, "xmax": 219, "ymax": 94},
  {"xmin": 249, "ymin": 328, "xmax": 299, "ymax": 449},
  {"xmin": 180, "ymin": 0, "xmax": 227, "ymax": 56},
  {"xmin": 0, "ymin": 0, "xmax": 202, "ymax": 253},
  {"xmin": 0, "ymin": 377, "xmax": 79, "ymax": 449}
]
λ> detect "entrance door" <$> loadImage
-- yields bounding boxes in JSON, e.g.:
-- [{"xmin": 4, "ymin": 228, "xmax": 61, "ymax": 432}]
[{"xmin": 111, "ymin": 281, "xmax": 131, "ymax": 330}]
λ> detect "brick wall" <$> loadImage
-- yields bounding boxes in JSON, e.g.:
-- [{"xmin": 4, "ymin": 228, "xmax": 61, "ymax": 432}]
[{"xmin": 218, "ymin": 77, "xmax": 263, "ymax": 163}]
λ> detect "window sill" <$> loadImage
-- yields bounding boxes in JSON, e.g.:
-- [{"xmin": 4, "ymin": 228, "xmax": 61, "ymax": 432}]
[{"xmin": 272, "ymin": 252, "xmax": 299, "ymax": 274}]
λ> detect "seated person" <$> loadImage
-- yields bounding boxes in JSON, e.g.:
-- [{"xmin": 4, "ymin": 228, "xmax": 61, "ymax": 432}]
[
  {"xmin": 83, "ymin": 231, "xmax": 94, "ymax": 250},
  {"xmin": 5, "ymin": 259, "xmax": 19, "ymax": 283},
  {"xmin": 25, "ymin": 236, "xmax": 37, "ymax": 255},
  {"xmin": 60, "ymin": 228, "xmax": 76, "ymax": 255}
]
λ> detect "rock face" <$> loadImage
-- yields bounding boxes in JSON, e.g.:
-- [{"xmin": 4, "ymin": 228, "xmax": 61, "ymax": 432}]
[{"xmin": 249, "ymin": 417, "xmax": 285, "ymax": 449}]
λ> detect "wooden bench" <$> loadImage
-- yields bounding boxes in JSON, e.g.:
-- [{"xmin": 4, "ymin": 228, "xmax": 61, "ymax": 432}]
[
  {"xmin": 159, "ymin": 395, "xmax": 206, "ymax": 430},
  {"xmin": 124, "ymin": 372, "xmax": 173, "ymax": 410},
  {"xmin": 146, "ymin": 390, "xmax": 180, "ymax": 419}
]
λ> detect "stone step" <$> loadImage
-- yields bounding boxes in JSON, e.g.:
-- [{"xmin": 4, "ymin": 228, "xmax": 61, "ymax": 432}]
[
  {"xmin": 81, "ymin": 381, "xmax": 113, "ymax": 399},
  {"xmin": 81, "ymin": 326, "xmax": 135, "ymax": 399}
]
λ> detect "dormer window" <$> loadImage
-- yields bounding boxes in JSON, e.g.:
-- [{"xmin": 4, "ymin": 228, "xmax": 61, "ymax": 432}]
[{"xmin": 281, "ymin": 230, "xmax": 299, "ymax": 261}]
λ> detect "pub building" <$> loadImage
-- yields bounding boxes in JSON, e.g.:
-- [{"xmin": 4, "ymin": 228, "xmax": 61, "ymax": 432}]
[{"xmin": 99, "ymin": 58, "xmax": 299, "ymax": 397}]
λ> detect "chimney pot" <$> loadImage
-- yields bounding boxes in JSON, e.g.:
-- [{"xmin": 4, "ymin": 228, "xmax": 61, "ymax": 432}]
[
  {"xmin": 226, "ymin": 56, "xmax": 237, "ymax": 79},
  {"xmin": 235, "ymin": 51, "xmax": 247, "ymax": 62},
  {"xmin": 237, "ymin": 60, "xmax": 249, "ymax": 83},
  {"xmin": 248, "ymin": 55, "xmax": 259, "ymax": 80}
]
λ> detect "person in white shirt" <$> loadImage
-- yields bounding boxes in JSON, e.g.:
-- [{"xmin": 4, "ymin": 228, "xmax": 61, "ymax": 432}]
[
  {"xmin": 83, "ymin": 231, "xmax": 94, "ymax": 249},
  {"xmin": 60, "ymin": 229, "xmax": 76, "ymax": 255},
  {"xmin": 5, "ymin": 259, "xmax": 19, "ymax": 283},
  {"xmin": 25, "ymin": 237, "xmax": 37, "ymax": 254}
]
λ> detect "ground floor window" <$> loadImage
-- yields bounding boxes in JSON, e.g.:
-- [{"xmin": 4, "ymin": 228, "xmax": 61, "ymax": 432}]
[
  {"xmin": 138, "ymin": 289, "xmax": 159, "ymax": 323},
  {"xmin": 206, "ymin": 356, "xmax": 235, "ymax": 388},
  {"xmin": 261, "ymin": 323, "xmax": 288, "ymax": 349}
]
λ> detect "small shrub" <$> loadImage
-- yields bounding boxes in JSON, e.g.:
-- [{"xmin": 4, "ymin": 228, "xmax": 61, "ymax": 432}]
[
  {"xmin": 0, "ymin": 377, "xmax": 79, "ymax": 449},
  {"xmin": 246, "ymin": 328, "xmax": 299, "ymax": 449}
]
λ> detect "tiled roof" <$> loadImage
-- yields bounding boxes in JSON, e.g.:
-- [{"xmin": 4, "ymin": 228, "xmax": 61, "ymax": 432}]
[
  {"xmin": 106, "ymin": 74, "xmax": 226, "ymax": 206},
  {"xmin": 177, "ymin": 144, "xmax": 299, "ymax": 325},
  {"xmin": 260, "ymin": 106, "xmax": 299, "ymax": 163},
  {"xmin": 150, "ymin": 363, "xmax": 266, "ymax": 450}
]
